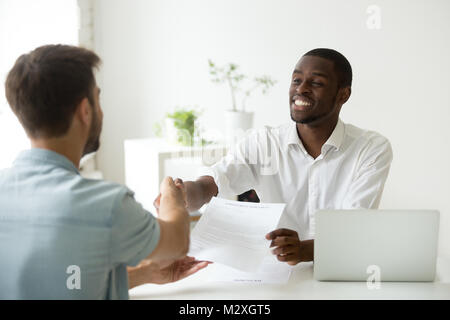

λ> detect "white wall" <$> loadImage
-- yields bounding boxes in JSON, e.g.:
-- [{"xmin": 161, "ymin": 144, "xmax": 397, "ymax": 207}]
[
  {"xmin": 93, "ymin": 0, "xmax": 450, "ymax": 257},
  {"xmin": 0, "ymin": 0, "xmax": 78, "ymax": 169}
]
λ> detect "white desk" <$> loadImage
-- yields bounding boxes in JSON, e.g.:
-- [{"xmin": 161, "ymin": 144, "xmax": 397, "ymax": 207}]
[{"xmin": 130, "ymin": 257, "xmax": 450, "ymax": 300}]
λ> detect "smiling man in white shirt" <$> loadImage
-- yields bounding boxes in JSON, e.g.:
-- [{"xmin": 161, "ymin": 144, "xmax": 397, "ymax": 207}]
[{"xmin": 157, "ymin": 48, "xmax": 393, "ymax": 266}]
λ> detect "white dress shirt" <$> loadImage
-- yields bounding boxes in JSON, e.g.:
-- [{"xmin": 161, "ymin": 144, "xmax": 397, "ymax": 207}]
[{"xmin": 209, "ymin": 118, "xmax": 393, "ymax": 240}]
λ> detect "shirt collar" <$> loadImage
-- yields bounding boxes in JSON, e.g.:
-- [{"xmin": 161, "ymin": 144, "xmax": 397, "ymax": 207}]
[
  {"xmin": 286, "ymin": 123, "xmax": 308, "ymax": 155},
  {"xmin": 286, "ymin": 118, "xmax": 345, "ymax": 154},
  {"xmin": 323, "ymin": 118, "xmax": 345, "ymax": 152},
  {"xmin": 14, "ymin": 148, "xmax": 80, "ymax": 174}
]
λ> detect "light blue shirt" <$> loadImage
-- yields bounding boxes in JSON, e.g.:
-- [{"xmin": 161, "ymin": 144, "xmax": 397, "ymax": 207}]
[{"xmin": 0, "ymin": 148, "xmax": 160, "ymax": 299}]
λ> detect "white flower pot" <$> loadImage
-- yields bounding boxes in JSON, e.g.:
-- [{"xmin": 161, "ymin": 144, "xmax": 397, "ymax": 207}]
[{"xmin": 224, "ymin": 111, "xmax": 254, "ymax": 138}]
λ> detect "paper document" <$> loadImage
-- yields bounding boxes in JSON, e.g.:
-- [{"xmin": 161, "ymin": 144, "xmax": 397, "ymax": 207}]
[
  {"xmin": 189, "ymin": 197, "xmax": 285, "ymax": 272},
  {"xmin": 208, "ymin": 255, "xmax": 293, "ymax": 284}
]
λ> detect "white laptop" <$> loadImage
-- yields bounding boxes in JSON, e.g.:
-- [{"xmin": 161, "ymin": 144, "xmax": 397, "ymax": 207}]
[{"xmin": 314, "ymin": 210, "xmax": 440, "ymax": 282}]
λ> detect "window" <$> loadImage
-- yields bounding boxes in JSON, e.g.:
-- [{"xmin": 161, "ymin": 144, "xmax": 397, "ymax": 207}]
[{"xmin": 0, "ymin": 0, "xmax": 79, "ymax": 169}]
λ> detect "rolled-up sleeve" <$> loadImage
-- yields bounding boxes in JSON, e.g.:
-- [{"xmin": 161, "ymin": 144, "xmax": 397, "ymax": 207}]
[
  {"xmin": 209, "ymin": 131, "xmax": 262, "ymax": 198},
  {"xmin": 110, "ymin": 188, "xmax": 160, "ymax": 267}
]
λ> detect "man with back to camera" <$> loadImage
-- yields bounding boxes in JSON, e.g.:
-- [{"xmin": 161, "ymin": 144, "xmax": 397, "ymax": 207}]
[
  {"xmin": 155, "ymin": 48, "xmax": 393, "ymax": 266},
  {"xmin": 0, "ymin": 44, "xmax": 210, "ymax": 299}
]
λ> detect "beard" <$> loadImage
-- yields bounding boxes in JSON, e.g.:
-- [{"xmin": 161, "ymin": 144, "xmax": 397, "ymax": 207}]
[
  {"xmin": 82, "ymin": 109, "xmax": 102, "ymax": 157},
  {"xmin": 290, "ymin": 94, "xmax": 337, "ymax": 126},
  {"xmin": 291, "ymin": 113, "xmax": 326, "ymax": 124}
]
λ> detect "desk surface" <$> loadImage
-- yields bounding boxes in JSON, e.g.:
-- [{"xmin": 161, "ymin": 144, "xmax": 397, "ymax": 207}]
[{"xmin": 130, "ymin": 257, "xmax": 450, "ymax": 300}]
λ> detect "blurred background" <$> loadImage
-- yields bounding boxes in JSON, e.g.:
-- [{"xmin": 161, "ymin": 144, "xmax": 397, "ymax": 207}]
[{"xmin": 1, "ymin": 0, "xmax": 449, "ymax": 257}]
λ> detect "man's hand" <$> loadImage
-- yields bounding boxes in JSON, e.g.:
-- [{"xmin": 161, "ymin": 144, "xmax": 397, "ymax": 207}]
[
  {"xmin": 154, "ymin": 178, "xmax": 186, "ymax": 215},
  {"xmin": 128, "ymin": 256, "xmax": 211, "ymax": 288},
  {"xmin": 265, "ymin": 228, "xmax": 314, "ymax": 265},
  {"xmin": 154, "ymin": 176, "xmax": 217, "ymax": 213},
  {"xmin": 145, "ymin": 176, "xmax": 190, "ymax": 262},
  {"xmin": 153, "ymin": 194, "xmax": 161, "ymax": 214}
]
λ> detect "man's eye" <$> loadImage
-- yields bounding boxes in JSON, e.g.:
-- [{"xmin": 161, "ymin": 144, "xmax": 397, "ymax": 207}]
[
  {"xmin": 292, "ymin": 79, "xmax": 301, "ymax": 84},
  {"xmin": 312, "ymin": 81, "xmax": 323, "ymax": 86}
]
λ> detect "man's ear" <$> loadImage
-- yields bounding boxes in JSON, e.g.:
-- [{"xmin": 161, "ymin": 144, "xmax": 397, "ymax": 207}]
[
  {"xmin": 338, "ymin": 87, "xmax": 351, "ymax": 105},
  {"xmin": 76, "ymin": 97, "xmax": 92, "ymax": 126}
]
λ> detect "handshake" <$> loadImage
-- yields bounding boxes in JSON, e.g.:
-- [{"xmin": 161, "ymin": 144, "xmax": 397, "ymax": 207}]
[
  {"xmin": 152, "ymin": 177, "xmax": 187, "ymax": 215},
  {"xmin": 128, "ymin": 176, "xmax": 211, "ymax": 289}
]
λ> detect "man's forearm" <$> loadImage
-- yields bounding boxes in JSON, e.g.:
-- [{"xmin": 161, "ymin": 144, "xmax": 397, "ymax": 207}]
[
  {"xmin": 128, "ymin": 267, "xmax": 146, "ymax": 289},
  {"xmin": 299, "ymin": 239, "xmax": 314, "ymax": 262},
  {"xmin": 127, "ymin": 261, "xmax": 162, "ymax": 289},
  {"xmin": 184, "ymin": 181, "xmax": 206, "ymax": 212},
  {"xmin": 184, "ymin": 176, "xmax": 217, "ymax": 212}
]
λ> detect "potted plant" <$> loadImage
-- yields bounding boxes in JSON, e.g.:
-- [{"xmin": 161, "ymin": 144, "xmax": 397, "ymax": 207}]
[
  {"xmin": 154, "ymin": 107, "xmax": 213, "ymax": 146},
  {"xmin": 158, "ymin": 108, "xmax": 199, "ymax": 146},
  {"xmin": 208, "ymin": 59, "xmax": 276, "ymax": 135}
]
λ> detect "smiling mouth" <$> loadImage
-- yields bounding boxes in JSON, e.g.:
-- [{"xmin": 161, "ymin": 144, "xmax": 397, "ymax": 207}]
[
  {"xmin": 292, "ymin": 96, "xmax": 314, "ymax": 110},
  {"xmin": 294, "ymin": 100, "xmax": 312, "ymax": 107}
]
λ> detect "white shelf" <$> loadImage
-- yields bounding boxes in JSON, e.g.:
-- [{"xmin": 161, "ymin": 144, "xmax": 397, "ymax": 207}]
[{"xmin": 124, "ymin": 138, "xmax": 227, "ymax": 215}]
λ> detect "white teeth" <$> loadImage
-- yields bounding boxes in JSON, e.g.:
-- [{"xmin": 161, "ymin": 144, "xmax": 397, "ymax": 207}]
[{"xmin": 295, "ymin": 99, "xmax": 311, "ymax": 106}]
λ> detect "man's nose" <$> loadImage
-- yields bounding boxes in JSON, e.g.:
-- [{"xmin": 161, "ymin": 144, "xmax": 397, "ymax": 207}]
[{"xmin": 296, "ymin": 81, "xmax": 311, "ymax": 94}]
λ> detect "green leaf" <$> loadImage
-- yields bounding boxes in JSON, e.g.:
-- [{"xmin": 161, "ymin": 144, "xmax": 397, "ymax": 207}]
[{"xmin": 166, "ymin": 107, "xmax": 201, "ymax": 146}]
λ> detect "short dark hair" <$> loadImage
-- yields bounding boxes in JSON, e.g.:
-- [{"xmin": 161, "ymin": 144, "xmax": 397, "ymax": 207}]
[
  {"xmin": 5, "ymin": 44, "xmax": 101, "ymax": 138},
  {"xmin": 303, "ymin": 48, "xmax": 352, "ymax": 88}
]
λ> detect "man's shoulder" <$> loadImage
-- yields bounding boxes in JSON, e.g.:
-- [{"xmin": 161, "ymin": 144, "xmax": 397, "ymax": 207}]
[
  {"xmin": 345, "ymin": 122, "xmax": 391, "ymax": 146},
  {"xmin": 0, "ymin": 167, "xmax": 8, "ymax": 179},
  {"xmin": 58, "ymin": 176, "xmax": 141, "ymax": 224},
  {"xmin": 343, "ymin": 122, "xmax": 393, "ymax": 159},
  {"xmin": 75, "ymin": 176, "xmax": 134, "ymax": 203},
  {"xmin": 0, "ymin": 166, "xmax": 136, "ymax": 224}
]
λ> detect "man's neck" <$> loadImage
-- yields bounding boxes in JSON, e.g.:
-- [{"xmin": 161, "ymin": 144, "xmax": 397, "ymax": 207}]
[
  {"xmin": 296, "ymin": 117, "xmax": 339, "ymax": 159},
  {"xmin": 31, "ymin": 138, "xmax": 83, "ymax": 169}
]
